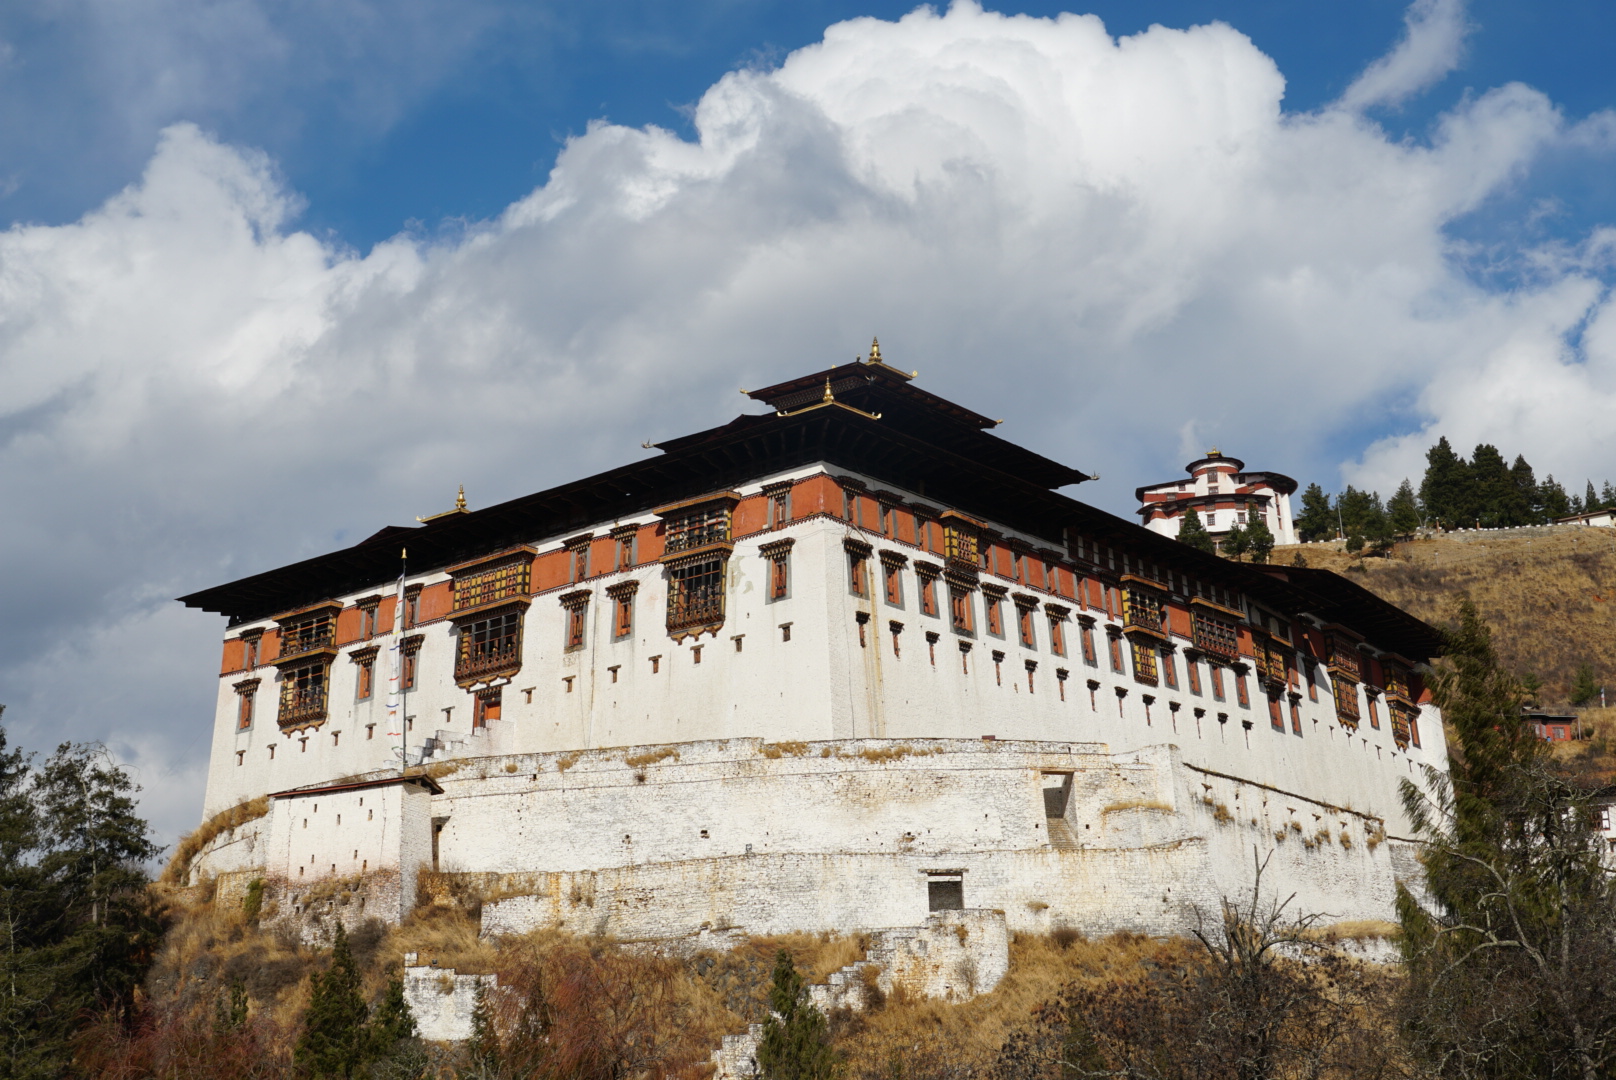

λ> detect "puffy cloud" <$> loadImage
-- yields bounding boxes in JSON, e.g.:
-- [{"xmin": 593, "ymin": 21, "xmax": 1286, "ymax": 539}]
[
  {"xmin": 1338, "ymin": 0, "xmax": 1471, "ymax": 112},
  {"xmin": 1, "ymin": 0, "xmax": 1612, "ymax": 848}
]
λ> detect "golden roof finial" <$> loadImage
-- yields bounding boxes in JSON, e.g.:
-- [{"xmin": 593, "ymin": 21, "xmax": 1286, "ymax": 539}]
[
  {"xmin": 455, "ymin": 484, "xmax": 467, "ymax": 511},
  {"xmin": 868, "ymin": 337, "xmax": 882, "ymax": 364},
  {"xmin": 823, "ymin": 376, "xmax": 836, "ymax": 403},
  {"xmin": 1208, "ymin": 447, "xmax": 1221, "ymax": 458}
]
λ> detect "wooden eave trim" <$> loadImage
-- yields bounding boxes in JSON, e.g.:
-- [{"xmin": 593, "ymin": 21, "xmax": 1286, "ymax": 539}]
[
  {"xmin": 272, "ymin": 646, "xmax": 338, "ymax": 668},
  {"xmin": 445, "ymin": 545, "xmax": 538, "ymax": 576},
  {"xmin": 233, "ymin": 677, "xmax": 261, "ymax": 693},
  {"xmin": 1323, "ymin": 622, "xmax": 1366, "ymax": 643},
  {"xmin": 1119, "ymin": 573, "xmax": 1167, "ymax": 592},
  {"xmin": 610, "ymin": 523, "xmax": 639, "ymax": 541},
  {"xmin": 449, "ymin": 595, "xmax": 532, "ymax": 623},
  {"xmin": 605, "ymin": 579, "xmax": 641, "ymax": 600},
  {"xmin": 273, "ymin": 599, "xmax": 343, "ymax": 624},
  {"xmin": 843, "ymin": 537, "xmax": 874, "ymax": 557},
  {"xmin": 660, "ymin": 541, "xmax": 735, "ymax": 566},
  {"xmin": 981, "ymin": 582, "xmax": 1009, "ymax": 599},
  {"xmin": 878, "ymin": 548, "xmax": 910, "ymax": 567},
  {"xmin": 758, "ymin": 537, "xmax": 797, "ymax": 559},
  {"xmin": 270, "ymin": 774, "xmax": 444, "ymax": 800},
  {"xmin": 558, "ymin": 589, "xmax": 592, "ymax": 610},
  {"xmin": 239, "ymin": 627, "xmax": 265, "ymax": 641},
  {"xmin": 1011, "ymin": 592, "xmax": 1041, "ymax": 609},
  {"xmin": 1190, "ymin": 597, "xmax": 1245, "ymax": 621},
  {"xmin": 1045, "ymin": 603, "xmax": 1071, "ymax": 619},
  {"xmin": 939, "ymin": 509, "xmax": 987, "ymax": 529},
  {"xmin": 653, "ymin": 491, "xmax": 742, "ymax": 518},
  {"xmin": 914, "ymin": 560, "xmax": 942, "ymax": 578},
  {"xmin": 348, "ymin": 646, "xmax": 380, "ymax": 664}
]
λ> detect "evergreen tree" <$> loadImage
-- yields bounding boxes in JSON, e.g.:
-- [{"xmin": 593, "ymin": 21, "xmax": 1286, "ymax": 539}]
[
  {"xmin": 1244, "ymin": 516, "xmax": 1275, "ymax": 564},
  {"xmin": 1586, "ymin": 480, "xmax": 1602, "ymax": 513},
  {"xmin": 1539, "ymin": 474, "xmax": 1571, "ymax": 519},
  {"xmin": 1603, "ymin": 481, "xmax": 1616, "ymax": 510},
  {"xmin": 1470, "ymin": 444, "xmax": 1522, "ymax": 526},
  {"xmin": 1220, "ymin": 524, "xmax": 1249, "ymax": 561},
  {"xmin": 1420, "ymin": 437, "xmax": 1470, "ymax": 529},
  {"xmin": 1336, "ymin": 486, "xmax": 1376, "ymax": 538},
  {"xmin": 1294, "ymin": 483, "xmax": 1335, "ymax": 542},
  {"xmin": 1345, "ymin": 534, "xmax": 1365, "ymax": 555},
  {"xmin": 296, "ymin": 923, "xmax": 371, "ymax": 1079},
  {"xmin": 1508, "ymin": 455, "xmax": 1539, "ymax": 523},
  {"xmin": 1176, "ymin": 506, "xmax": 1215, "ymax": 554},
  {"xmin": 1362, "ymin": 501, "xmax": 1394, "ymax": 554},
  {"xmin": 1570, "ymin": 663, "xmax": 1599, "ymax": 707},
  {"xmin": 1388, "ymin": 479, "xmax": 1421, "ymax": 534},
  {"xmin": 1398, "ymin": 602, "xmax": 1616, "ymax": 1077},
  {"xmin": 757, "ymin": 950, "xmax": 836, "ymax": 1080},
  {"xmin": 1571, "ymin": 493, "xmax": 1586, "ymax": 516},
  {"xmin": 370, "ymin": 975, "xmax": 416, "ymax": 1054}
]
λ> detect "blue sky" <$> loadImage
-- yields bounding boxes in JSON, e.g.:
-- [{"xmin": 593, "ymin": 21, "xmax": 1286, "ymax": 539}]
[
  {"xmin": 4, "ymin": 1, "xmax": 1614, "ymax": 252},
  {"xmin": 3, "ymin": 0, "xmax": 1616, "ymax": 851}
]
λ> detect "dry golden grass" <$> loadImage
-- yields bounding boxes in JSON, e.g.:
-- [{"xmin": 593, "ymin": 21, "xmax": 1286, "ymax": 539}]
[
  {"xmin": 625, "ymin": 747, "xmax": 680, "ymax": 768},
  {"xmin": 1277, "ymin": 528, "xmax": 1616, "ymax": 706},
  {"xmin": 161, "ymin": 796, "xmax": 269, "ymax": 885},
  {"xmin": 760, "ymin": 740, "xmax": 810, "ymax": 759},
  {"xmin": 1100, "ymin": 799, "xmax": 1173, "ymax": 815}
]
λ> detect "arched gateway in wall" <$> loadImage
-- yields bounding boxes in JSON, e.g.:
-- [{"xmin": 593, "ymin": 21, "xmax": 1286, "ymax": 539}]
[{"xmin": 178, "ymin": 343, "xmax": 1445, "ymax": 952}]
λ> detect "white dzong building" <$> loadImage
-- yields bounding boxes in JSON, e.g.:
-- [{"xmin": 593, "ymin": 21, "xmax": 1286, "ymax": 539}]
[
  {"xmin": 1137, "ymin": 450, "xmax": 1298, "ymax": 548},
  {"xmin": 176, "ymin": 345, "xmax": 1442, "ymax": 955}
]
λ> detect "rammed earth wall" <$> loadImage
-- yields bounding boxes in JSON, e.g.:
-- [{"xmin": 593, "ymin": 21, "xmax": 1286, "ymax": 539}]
[{"xmin": 191, "ymin": 738, "xmax": 1421, "ymax": 943}]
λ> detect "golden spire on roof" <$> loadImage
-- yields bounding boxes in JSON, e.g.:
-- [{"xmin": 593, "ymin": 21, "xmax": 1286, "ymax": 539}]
[
  {"xmin": 823, "ymin": 376, "xmax": 836, "ymax": 403},
  {"xmin": 417, "ymin": 485, "xmax": 471, "ymax": 523},
  {"xmin": 1208, "ymin": 447, "xmax": 1221, "ymax": 458},
  {"xmin": 868, "ymin": 337, "xmax": 882, "ymax": 364},
  {"xmin": 455, "ymin": 484, "xmax": 467, "ymax": 511}
]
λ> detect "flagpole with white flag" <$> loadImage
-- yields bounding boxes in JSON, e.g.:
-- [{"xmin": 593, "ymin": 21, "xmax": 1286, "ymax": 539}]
[{"xmin": 385, "ymin": 549, "xmax": 408, "ymax": 776}]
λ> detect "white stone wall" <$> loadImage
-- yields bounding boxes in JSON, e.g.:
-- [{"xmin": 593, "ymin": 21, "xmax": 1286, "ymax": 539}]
[{"xmin": 402, "ymin": 955, "xmax": 496, "ymax": 1043}]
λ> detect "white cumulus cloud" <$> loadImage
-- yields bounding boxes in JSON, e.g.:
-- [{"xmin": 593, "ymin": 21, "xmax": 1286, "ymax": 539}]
[
  {"xmin": 1, "ymin": 0, "xmax": 1612, "ymax": 849},
  {"xmin": 1338, "ymin": 0, "xmax": 1471, "ymax": 112}
]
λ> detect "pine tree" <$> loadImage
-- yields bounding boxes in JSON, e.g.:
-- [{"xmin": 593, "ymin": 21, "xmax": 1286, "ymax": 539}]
[
  {"xmin": 1221, "ymin": 524, "xmax": 1248, "ymax": 561},
  {"xmin": 1388, "ymin": 479, "xmax": 1421, "ymax": 534},
  {"xmin": 1509, "ymin": 455, "xmax": 1539, "ymax": 524},
  {"xmin": 1586, "ymin": 480, "xmax": 1601, "ymax": 513},
  {"xmin": 1603, "ymin": 481, "xmax": 1616, "ymax": 510},
  {"xmin": 1244, "ymin": 516, "xmax": 1275, "ymax": 564},
  {"xmin": 1540, "ymin": 474, "xmax": 1571, "ymax": 520},
  {"xmin": 1176, "ymin": 507, "xmax": 1215, "ymax": 554},
  {"xmin": 1470, "ymin": 444, "xmax": 1520, "ymax": 526},
  {"xmin": 1336, "ymin": 486, "xmax": 1376, "ymax": 538},
  {"xmin": 1398, "ymin": 602, "xmax": 1616, "ymax": 1078},
  {"xmin": 1570, "ymin": 663, "xmax": 1598, "ymax": 707},
  {"xmin": 1295, "ymin": 483, "xmax": 1335, "ymax": 541},
  {"xmin": 370, "ymin": 974, "xmax": 416, "ymax": 1056},
  {"xmin": 757, "ymin": 950, "xmax": 836, "ymax": 1080},
  {"xmin": 296, "ymin": 923, "xmax": 372, "ymax": 1079},
  {"xmin": 1420, "ymin": 437, "xmax": 1469, "ymax": 529}
]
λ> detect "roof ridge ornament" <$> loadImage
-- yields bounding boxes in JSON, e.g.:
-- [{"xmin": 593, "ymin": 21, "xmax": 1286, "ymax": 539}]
[
  {"xmin": 417, "ymin": 485, "xmax": 472, "ymax": 523},
  {"xmin": 775, "ymin": 373, "xmax": 882, "ymax": 421}
]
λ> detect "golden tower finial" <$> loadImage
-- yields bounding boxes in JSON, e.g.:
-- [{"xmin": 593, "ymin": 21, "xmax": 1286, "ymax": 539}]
[
  {"xmin": 455, "ymin": 484, "xmax": 467, "ymax": 511},
  {"xmin": 868, "ymin": 337, "xmax": 882, "ymax": 364},
  {"xmin": 823, "ymin": 376, "xmax": 836, "ymax": 403}
]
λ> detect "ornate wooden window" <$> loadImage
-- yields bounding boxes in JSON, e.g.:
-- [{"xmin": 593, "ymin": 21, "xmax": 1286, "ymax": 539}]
[
  {"xmin": 949, "ymin": 587, "xmax": 974, "ymax": 635},
  {"xmin": 350, "ymin": 646, "xmax": 379, "ymax": 701},
  {"xmin": 241, "ymin": 630, "xmax": 262, "ymax": 670},
  {"xmin": 1131, "ymin": 641, "xmax": 1159, "ymax": 686},
  {"xmin": 1365, "ymin": 690, "xmax": 1381, "ymax": 729},
  {"xmin": 278, "ymin": 608, "xmax": 337, "ymax": 664},
  {"xmin": 880, "ymin": 550, "xmax": 907, "ymax": 607},
  {"xmin": 1331, "ymin": 674, "xmax": 1361, "ymax": 728},
  {"xmin": 357, "ymin": 598, "xmax": 381, "ymax": 639},
  {"xmin": 565, "ymin": 536, "xmax": 593, "ymax": 583},
  {"xmin": 1234, "ymin": 666, "xmax": 1251, "ymax": 708},
  {"xmin": 1122, "ymin": 587, "xmax": 1165, "ymax": 638},
  {"xmin": 278, "ymin": 660, "xmax": 330, "ymax": 731},
  {"xmin": 1014, "ymin": 594, "xmax": 1039, "ymax": 648},
  {"xmin": 663, "ymin": 502, "xmax": 734, "ymax": 555},
  {"xmin": 402, "ymin": 634, "xmax": 422, "ymax": 689},
  {"xmin": 612, "ymin": 525, "xmax": 638, "ymax": 571},
  {"xmin": 761, "ymin": 538, "xmax": 794, "ymax": 601},
  {"xmin": 1391, "ymin": 702, "xmax": 1420, "ymax": 749},
  {"xmin": 846, "ymin": 538, "xmax": 872, "ymax": 597},
  {"xmin": 916, "ymin": 562, "xmax": 941, "ymax": 617},
  {"xmin": 457, "ymin": 611, "xmax": 522, "ymax": 685},
  {"xmin": 941, "ymin": 511, "xmax": 983, "ymax": 567},
  {"xmin": 764, "ymin": 481, "xmax": 793, "ymax": 528},
  {"xmin": 404, "ymin": 586, "xmax": 421, "ymax": 629},
  {"xmin": 982, "ymin": 585, "xmax": 1006, "ymax": 637},
  {"xmin": 1186, "ymin": 652, "xmax": 1203, "ymax": 695},
  {"xmin": 1046, "ymin": 603, "xmax": 1069, "ymax": 656},
  {"xmin": 473, "ymin": 688, "xmax": 502, "ymax": 729},
  {"xmin": 560, "ymin": 590, "xmax": 591, "ymax": 651},
  {"xmin": 452, "ymin": 558, "xmax": 532, "ymax": 613},
  {"xmin": 1190, "ymin": 610, "xmax": 1239, "ymax": 665},
  {"xmin": 234, "ymin": 678, "xmax": 259, "ymax": 730},
  {"xmin": 1325, "ymin": 630, "xmax": 1362, "ymax": 682},
  {"xmin": 1107, "ymin": 629, "xmax": 1125, "ymax": 674},
  {"xmin": 1161, "ymin": 645, "xmax": 1177, "ymax": 689},
  {"xmin": 1384, "ymin": 661, "xmax": 1413, "ymax": 704},
  {"xmin": 607, "ymin": 580, "xmax": 639, "ymax": 639},
  {"xmin": 667, "ymin": 556, "xmax": 726, "ymax": 636},
  {"xmin": 1078, "ymin": 616, "xmax": 1097, "ymax": 666}
]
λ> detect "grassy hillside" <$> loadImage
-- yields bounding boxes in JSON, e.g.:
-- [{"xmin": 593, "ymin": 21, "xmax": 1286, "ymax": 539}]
[{"xmin": 1276, "ymin": 524, "xmax": 1616, "ymax": 708}]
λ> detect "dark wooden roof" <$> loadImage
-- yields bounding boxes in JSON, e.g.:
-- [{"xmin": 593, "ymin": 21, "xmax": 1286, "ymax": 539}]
[{"xmin": 177, "ymin": 364, "xmax": 1442, "ymax": 661}]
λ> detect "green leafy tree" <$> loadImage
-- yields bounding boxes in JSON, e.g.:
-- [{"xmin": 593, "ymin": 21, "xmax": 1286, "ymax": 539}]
[
  {"xmin": 1294, "ymin": 483, "xmax": 1335, "ymax": 541},
  {"xmin": 757, "ymin": 951, "xmax": 836, "ymax": 1080},
  {"xmin": 1539, "ymin": 474, "xmax": 1571, "ymax": 520},
  {"xmin": 1398, "ymin": 602, "xmax": 1616, "ymax": 1079},
  {"xmin": 1244, "ymin": 516, "xmax": 1275, "ymax": 564},
  {"xmin": 1420, "ymin": 437, "xmax": 1470, "ymax": 529},
  {"xmin": 1220, "ymin": 524, "xmax": 1248, "ymax": 561},
  {"xmin": 1570, "ymin": 663, "xmax": 1599, "ymax": 707},
  {"xmin": 1388, "ymin": 478, "xmax": 1421, "ymax": 534},
  {"xmin": 296, "ymin": 923, "xmax": 371, "ymax": 1079},
  {"xmin": 1176, "ymin": 506, "xmax": 1215, "ymax": 554}
]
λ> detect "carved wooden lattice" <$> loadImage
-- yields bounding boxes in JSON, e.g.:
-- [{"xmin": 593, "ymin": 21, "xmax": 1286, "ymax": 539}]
[
  {"xmin": 454, "ymin": 560, "xmax": 530, "ymax": 612},
  {"xmin": 1191, "ymin": 611, "xmax": 1239, "ymax": 664},
  {"xmin": 667, "ymin": 556, "xmax": 726, "ymax": 632},
  {"xmin": 664, "ymin": 506, "xmax": 731, "ymax": 555},
  {"xmin": 457, "ymin": 611, "xmax": 522, "ymax": 682},
  {"xmin": 1123, "ymin": 588, "xmax": 1164, "ymax": 636},
  {"xmin": 1131, "ymin": 641, "xmax": 1159, "ymax": 686},
  {"xmin": 1332, "ymin": 674, "xmax": 1361, "ymax": 728},
  {"xmin": 278, "ymin": 613, "xmax": 334, "ymax": 661},
  {"xmin": 278, "ymin": 661, "xmax": 329, "ymax": 729}
]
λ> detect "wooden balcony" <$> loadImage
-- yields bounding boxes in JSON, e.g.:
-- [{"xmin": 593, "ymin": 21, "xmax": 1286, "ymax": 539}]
[
  {"xmin": 1191, "ymin": 612, "xmax": 1238, "ymax": 664},
  {"xmin": 277, "ymin": 686, "xmax": 328, "ymax": 730},
  {"xmin": 455, "ymin": 639, "xmax": 522, "ymax": 684}
]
